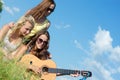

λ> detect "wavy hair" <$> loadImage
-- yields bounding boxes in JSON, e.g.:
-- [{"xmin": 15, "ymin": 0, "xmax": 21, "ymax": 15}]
[
  {"xmin": 29, "ymin": 31, "xmax": 50, "ymax": 51},
  {"xmin": 28, "ymin": 31, "xmax": 50, "ymax": 59},
  {"xmin": 9, "ymin": 15, "xmax": 35, "ymax": 41}
]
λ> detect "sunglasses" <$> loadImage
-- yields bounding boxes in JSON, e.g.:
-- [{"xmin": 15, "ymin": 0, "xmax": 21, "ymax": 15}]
[
  {"xmin": 47, "ymin": 8, "xmax": 54, "ymax": 12},
  {"xmin": 38, "ymin": 38, "xmax": 48, "ymax": 45}
]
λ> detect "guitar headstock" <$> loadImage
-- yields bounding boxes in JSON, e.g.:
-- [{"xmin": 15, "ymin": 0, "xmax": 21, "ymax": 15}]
[{"xmin": 81, "ymin": 71, "xmax": 92, "ymax": 77}]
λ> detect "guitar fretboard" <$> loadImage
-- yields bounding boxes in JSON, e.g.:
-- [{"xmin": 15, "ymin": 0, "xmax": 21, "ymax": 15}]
[
  {"xmin": 48, "ymin": 68, "xmax": 80, "ymax": 75},
  {"xmin": 42, "ymin": 67, "xmax": 92, "ymax": 77}
]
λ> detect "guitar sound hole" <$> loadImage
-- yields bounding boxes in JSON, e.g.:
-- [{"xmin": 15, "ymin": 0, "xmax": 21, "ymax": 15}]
[
  {"xmin": 42, "ymin": 67, "xmax": 48, "ymax": 72},
  {"xmin": 30, "ymin": 61, "xmax": 32, "ymax": 65}
]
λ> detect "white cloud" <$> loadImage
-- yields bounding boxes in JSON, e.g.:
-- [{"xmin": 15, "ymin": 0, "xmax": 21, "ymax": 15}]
[
  {"xmin": 4, "ymin": 5, "xmax": 14, "ymax": 15},
  {"xmin": 89, "ymin": 27, "xmax": 120, "ymax": 62},
  {"xmin": 74, "ymin": 40, "xmax": 83, "ymax": 49},
  {"xmin": 90, "ymin": 27, "xmax": 113, "ymax": 55},
  {"xmin": 110, "ymin": 46, "xmax": 120, "ymax": 62},
  {"xmin": 118, "ymin": 67, "xmax": 120, "ymax": 73},
  {"xmin": 93, "ymin": 61, "xmax": 113, "ymax": 80},
  {"xmin": 75, "ymin": 27, "xmax": 120, "ymax": 80},
  {"xmin": 54, "ymin": 23, "xmax": 71, "ymax": 29},
  {"xmin": 84, "ymin": 59, "xmax": 114, "ymax": 80},
  {"xmin": 63, "ymin": 24, "xmax": 71, "ymax": 28},
  {"xmin": 74, "ymin": 40, "xmax": 89, "ymax": 54},
  {"xmin": 88, "ymin": 27, "xmax": 120, "ymax": 80},
  {"xmin": 107, "ymin": 65, "xmax": 120, "ymax": 74},
  {"xmin": 3, "ymin": 5, "xmax": 20, "ymax": 15},
  {"xmin": 13, "ymin": 7, "xmax": 20, "ymax": 12}
]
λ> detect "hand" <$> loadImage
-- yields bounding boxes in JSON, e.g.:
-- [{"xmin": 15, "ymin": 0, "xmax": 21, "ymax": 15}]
[
  {"xmin": 30, "ymin": 65, "xmax": 41, "ymax": 74},
  {"xmin": 70, "ymin": 72, "xmax": 80, "ymax": 77},
  {"xmin": 8, "ymin": 22, "xmax": 14, "ymax": 29}
]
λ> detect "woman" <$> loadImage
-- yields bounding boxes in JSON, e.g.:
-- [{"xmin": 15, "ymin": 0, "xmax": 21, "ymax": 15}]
[
  {"xmin": 14, "ymin": 31, "xmax": 50, "ymax": 59},
  {"xmin": 18, "ymin": 31, "xmax": 79, "ymax": 79},
  {"xmin": 0, "ymin": 15, "xmax": 35, "ymax": 59},
  {"xmin": 3, "ymin": 0, "xmax": 56, "ymax": 44},
  {"xmin": 0, "ymin": 0, "xmax": 56, "ymax": 59},
  {"xmin": 16, "ymin": 0, "xmax": 56, "ymax": 44},
  {"xmin": 26, "ymin": 31, "xmax": 51, "ymax": 60}
]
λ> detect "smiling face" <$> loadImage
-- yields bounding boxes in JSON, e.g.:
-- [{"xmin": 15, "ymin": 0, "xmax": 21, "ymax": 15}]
[
  {"xmin": 35, "ymin": 34, "xmax": 48, "ymax": 50},
  {"xmin": 46, "ymin": 4, "xmax": 55, "ymax": 16},
  {"xmin": 19, "ymin": 21, "xmax": 33, "ymax": 37}
]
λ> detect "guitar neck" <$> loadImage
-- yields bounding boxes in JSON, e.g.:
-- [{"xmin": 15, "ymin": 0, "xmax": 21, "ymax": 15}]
[
  {"xmin": 44, "ymin": 67, "xmax": 80, "ymax": 75},
  {"xmin": 42, "ymin": 67, "xmax": 92, "ymax": 77}
]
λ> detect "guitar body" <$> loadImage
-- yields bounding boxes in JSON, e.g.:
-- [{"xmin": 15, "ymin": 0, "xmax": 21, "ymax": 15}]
[
  {"xmin": 19, "ymin": 54, "xmax": 57, "ymax": 80},
  {"xmin": 19, "ymin": 54, "xmax": 92, "ymax": 80}
]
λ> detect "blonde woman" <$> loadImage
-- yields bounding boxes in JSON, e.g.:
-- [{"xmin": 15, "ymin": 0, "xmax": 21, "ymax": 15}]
[
  {"xmin": 0, "ymin": 15, "xmax": 35, "ymax": 59},
  {"xmin": 17, "ymin": 0, "xmax": 56, "ymax": 44},
  {"xmin": 4, "ymin": 0, "xmax": 56, "ymax": 44}
]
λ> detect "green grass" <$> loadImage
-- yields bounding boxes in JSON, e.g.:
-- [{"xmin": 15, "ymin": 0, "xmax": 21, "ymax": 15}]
[{"xmin": 0, "ymin": 49, "xmax": 32, "ymax": 80}]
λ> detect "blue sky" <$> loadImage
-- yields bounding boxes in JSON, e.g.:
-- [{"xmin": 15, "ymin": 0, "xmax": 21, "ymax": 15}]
[{"xmin": 0, "ymin": 0, "xmax": 120, "ymax": 80}]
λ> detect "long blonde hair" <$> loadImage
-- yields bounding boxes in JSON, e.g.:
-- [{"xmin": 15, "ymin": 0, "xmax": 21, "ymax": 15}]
[{"xmin": 9, "ymin": 15, "xmax": 35, "ymax": 41}]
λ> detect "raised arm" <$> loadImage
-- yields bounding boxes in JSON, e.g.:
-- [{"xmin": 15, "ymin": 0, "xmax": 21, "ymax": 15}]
[{"xmin": 0, "ymin": 22, "xmax": 14, "ymax": 41}]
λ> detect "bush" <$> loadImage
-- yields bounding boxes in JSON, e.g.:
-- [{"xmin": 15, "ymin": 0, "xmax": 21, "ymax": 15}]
[{"xmin": 0, "ymin": 49, "xmax": 31, "ymax": 80}]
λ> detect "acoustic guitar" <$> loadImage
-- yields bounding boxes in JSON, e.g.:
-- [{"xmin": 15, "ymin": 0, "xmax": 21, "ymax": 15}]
[{"xmin": 19, "ymin": 54, "xmax": 92, "ymax": 80}]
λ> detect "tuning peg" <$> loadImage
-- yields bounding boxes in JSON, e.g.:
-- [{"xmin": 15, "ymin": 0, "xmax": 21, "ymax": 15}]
[{"xmin": 81, "ymin": 71, "xmax": 92, "ymax": 77}]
